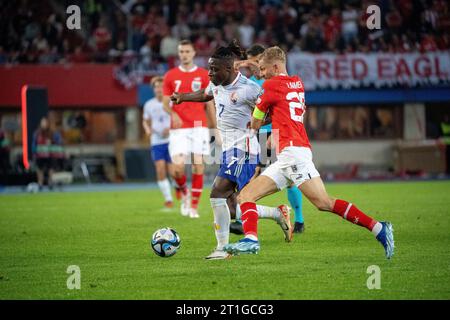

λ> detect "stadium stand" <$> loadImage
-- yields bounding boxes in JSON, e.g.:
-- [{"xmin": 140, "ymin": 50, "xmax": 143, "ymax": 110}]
[
  {"xmin": 0, "ymin": 0, "xmax": 449, "ymax": 185},
  {"xmin": 1, "ymin": 0, "xmax": 449, "ymax": 66}
]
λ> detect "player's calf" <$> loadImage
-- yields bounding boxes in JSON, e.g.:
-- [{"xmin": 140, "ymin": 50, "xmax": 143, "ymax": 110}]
[
  {"xmin": 236, "ymin": 187, "xmax": 257, "ymax": 204},
  {"xmin": 171, "ymin": 162, "xmax": 188, "ymax": 204},
  {"xmin": 312, "ymin": 196, "xmax": 335, "ymax": 212}
]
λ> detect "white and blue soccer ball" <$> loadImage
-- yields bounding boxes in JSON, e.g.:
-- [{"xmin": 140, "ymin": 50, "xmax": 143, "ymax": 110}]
[
  {"xmin": 26, "ymin": 182, "xmax": 40, "ymax": 193},
  {"xmin": 151, "ymin": 227, "xmax": 181, "ymax": 257}
]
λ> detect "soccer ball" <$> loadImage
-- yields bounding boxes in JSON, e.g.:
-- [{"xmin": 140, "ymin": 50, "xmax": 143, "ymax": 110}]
[
  {"xmin": 26, "ymin": 182, "xmax": 39, "ymax": 193},
  {"xmin": 150, "ymin": 227, "xmax": 181, "ymax": 257}
]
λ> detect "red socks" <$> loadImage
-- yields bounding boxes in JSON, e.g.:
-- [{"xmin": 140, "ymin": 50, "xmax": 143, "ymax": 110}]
[
  {"xmin": 174, "ymin": 175, "xmax": 187, "ymax": 196},
  {"xmin": 238, "ymin": 199, "xmax": 377, "ymax": 240},
  {"xmin": 240, "ymin": 202, "xmax": 258, "ymax": 239},
  {"xmin": 332, "ymin": 199, "xmax": 378, "ymax": 231},
  {"xmin": 191, "ymin": 174, "xmax": 203, "ymax": 209},
  {"xmin": 237, "ymin": 199, "xmax": 376, "ymax": 241},
  {"xmin": 174, "ymin": 174, "xmax": 203, "ymax": 209}
]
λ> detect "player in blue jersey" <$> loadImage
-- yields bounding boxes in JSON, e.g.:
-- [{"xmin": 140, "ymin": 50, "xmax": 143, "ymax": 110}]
[
  {"xmin": 171, "ymin": 41, "xmax": 293, "ymax": 259},
  {"xmin": 230, "ymin": 44, "xmax": 306, "ymax": 234}
]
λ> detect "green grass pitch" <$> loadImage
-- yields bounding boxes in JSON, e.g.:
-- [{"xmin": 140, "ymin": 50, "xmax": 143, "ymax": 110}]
[{"xmin": 1, "ymin": 181, "xmax": 449, "ymax": 299}]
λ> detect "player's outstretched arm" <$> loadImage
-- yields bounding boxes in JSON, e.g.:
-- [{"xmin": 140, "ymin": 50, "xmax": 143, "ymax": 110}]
[
  {"xmin": 170, "ymin": 89, "xmax": 213, "ymax": 104},
  {"xmin": 234, "ymin": 59, "xmax": 259, "ymax": 72}
]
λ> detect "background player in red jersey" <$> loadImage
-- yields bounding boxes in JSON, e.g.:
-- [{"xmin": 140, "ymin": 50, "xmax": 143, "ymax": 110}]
[
  {"xmin": 224, "ymin": 47, "xmax": 395, "ymax": 259},
  {"xmin": 162, "ymin": 40, "xmax": 215, "ymax": 218}
]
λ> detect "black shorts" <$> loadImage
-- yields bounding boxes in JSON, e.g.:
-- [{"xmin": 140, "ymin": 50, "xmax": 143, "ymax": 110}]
[
  {"xmin": 35, "ymin": 158, "xmax": 52, "ymax": 171},
  {"xmin": 51, "ymin": 158, "xmax": 65, "ymax": 171}
]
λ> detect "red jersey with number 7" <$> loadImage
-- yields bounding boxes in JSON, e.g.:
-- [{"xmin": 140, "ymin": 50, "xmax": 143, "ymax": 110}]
[
  {"xmin": 163, "ymin": 65, "xmax": 210, "ymax": 128},
  {"xmin": 255, "ymin": 74, "xmax": 311, "ymax": 152}
]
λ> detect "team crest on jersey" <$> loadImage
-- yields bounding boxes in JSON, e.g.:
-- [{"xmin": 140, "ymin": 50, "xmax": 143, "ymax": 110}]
[
  {"xmin": 191, "ymin": 77, "xmax": 202, "ymax": 91},
  {"xmin": 230, "ymin": 92, "xmax": 238, "ymax": 104}
]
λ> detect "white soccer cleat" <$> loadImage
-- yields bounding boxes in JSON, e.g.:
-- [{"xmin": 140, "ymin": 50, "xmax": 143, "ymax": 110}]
[
  {"xmin": 189, "ymin": 208, "xmax": 200, "ymax": 219},
  {"xmin": 180, "ymin": 190, "xmax": 191, "ymax": 216},
  {"xmin": 223, "ymin": 238, "xmax": 260, "ymax": 255},
  {"xmin": 276, "ymin": 205, "xmax": 294, "ymax": 242},
  {"xmin": 205, "ymin": 249, "xmax": 231, "ymax": 260}
]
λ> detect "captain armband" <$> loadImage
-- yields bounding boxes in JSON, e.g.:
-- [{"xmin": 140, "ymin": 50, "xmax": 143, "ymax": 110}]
[{"xmin": 252, "ymin": 107, "xmax": 266, "ymax": 120}]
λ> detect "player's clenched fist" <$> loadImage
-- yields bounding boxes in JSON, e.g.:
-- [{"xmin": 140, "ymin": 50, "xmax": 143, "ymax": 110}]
[{"xmin": 170, "ymin": 92, "xmax": 183, "ymax": 105}]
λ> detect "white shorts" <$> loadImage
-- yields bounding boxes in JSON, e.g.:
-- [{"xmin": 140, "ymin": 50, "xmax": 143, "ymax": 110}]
[
  {"xmin": 169, "ymin": 127, "xmax": 210, "ymax": 158},
  {"xmin": 262, "ymin": 146, "xmax": 320, "ymax": 190}
]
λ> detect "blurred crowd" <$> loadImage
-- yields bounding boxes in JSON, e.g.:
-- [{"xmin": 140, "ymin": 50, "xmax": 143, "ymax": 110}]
[{"xmin": 0, "ymin": 0, "xmax": 449, "ymax": 66}]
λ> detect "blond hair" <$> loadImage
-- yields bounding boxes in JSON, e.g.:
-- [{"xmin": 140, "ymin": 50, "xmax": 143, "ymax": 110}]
[
  {"xmin": 179, "ymin": 39, "xmax": 195, "ymax": 49},
  {"xmin": 150, "ymin": 76, "xmax": 163, "ymax": 87},
  {"xmin": 260, "ymin": 46, "xmax": 286, "ymax": 64}
]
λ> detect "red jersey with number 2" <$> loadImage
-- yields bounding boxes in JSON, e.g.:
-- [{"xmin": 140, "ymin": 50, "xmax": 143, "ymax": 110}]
[
  {"xmin": 256, "ymin": 74, "xmax": 311, "ymax": 152},
  {"xmin": 163, "ymin": 66, "xmax": 209, "ymax": 128}
]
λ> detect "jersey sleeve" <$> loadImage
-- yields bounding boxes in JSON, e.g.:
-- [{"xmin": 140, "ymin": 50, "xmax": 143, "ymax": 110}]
[
  {"xmin": 142, "ymin": 102, "xmax": 151, "ymax": 120},
  {"xmin": 244, "ymin": 82, "xmax": 263, "ymax": 107},
  {"xmin": 253, "ymin": 81, "xmax": 275, "ymax": 119},
  {"xmin": 162, "ymin": 72, "xmax": 173, "ymax": 96}
]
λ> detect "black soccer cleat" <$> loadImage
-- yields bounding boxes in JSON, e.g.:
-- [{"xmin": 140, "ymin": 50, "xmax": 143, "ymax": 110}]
[
  {"xmin": 293, "ymin": 222, "xmax": 305, "ymax": 234},
  {"xmin": 229, "ymin": 221, "xmax": 244, "ymax": 235}
]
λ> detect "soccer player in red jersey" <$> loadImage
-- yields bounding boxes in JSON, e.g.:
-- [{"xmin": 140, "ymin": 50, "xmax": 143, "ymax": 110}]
[
  {"xmin": 162, "ymin": 40, "xmax": 215, "ymax": 218},
  {"xmin": 224, "ymin": 47, "xmax": 395, "ymax": 259}
]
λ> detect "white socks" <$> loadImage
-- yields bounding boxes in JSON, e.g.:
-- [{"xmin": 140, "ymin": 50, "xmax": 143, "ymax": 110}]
[
  {"xmin": 257, "ymin": 205, "xmax": 281, "ymax": 220},
  {"xmin": 236, "ymin": 204, "xmax": 280, "ymax": 220},
  {"xmin": 371, "ymin": 222, "xmax": 383, "ymax": 236},
  {"xmin": 157, "ymin": 179, "xmax": 173, "ymax": 202},
  {"xmin": 210, "ymin": 198, "xmax": 231, "ymax": 250}
]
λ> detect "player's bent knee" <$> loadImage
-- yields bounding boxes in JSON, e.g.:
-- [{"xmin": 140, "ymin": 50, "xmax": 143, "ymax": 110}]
[
  {"xmin": 172, "ymin": 168, "xmax": 184, "ymax": 179},
  {"xmin": 192, "ymin": 164, "xmax": 204, "ymax": 175},
  {"xmin": 210, "ymin": 189, "xmax": 221, "ymax": 199},
  {"xmin": 158, "ymin": 172, "xmax": 167, "ymax": 181},
  {"xmin": 171, "ymin": 154, "xmax": 185, "ymax": 166},
  {"xmin": 237, "ymin": 189, "xmax": 255, "ymax": 204}
]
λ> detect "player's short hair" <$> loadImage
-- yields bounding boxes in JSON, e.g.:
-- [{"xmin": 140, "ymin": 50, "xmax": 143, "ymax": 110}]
[
  {"xmin": 246, "ymin": 44, "xmax": 265, "ymax": 57},
  {"xmin": 260, "ymin": 46, "xmax": 286, "ymax": 64},
  {"xmin": 178, "ymin": 39, "xmax": 194, "ymax": 49},
  {"xmin": 150, "ymin": 76, "xmax": 163, "ymax": 87},
  {"xmin": 212, "ymin": 39, "xmax": 247, "ymax": 61}
]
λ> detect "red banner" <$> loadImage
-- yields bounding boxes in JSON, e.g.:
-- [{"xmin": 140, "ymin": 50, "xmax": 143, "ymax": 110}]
[
  {"xmin": 287, "ymin": 51, "xmax": 450, "ymax": 90},
  {"xmin": 0, "ymin": 64, "xmax": 137, "ymax": 107}
]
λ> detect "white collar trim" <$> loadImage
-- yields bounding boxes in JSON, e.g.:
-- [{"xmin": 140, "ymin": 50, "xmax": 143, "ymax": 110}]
[
  {"xmin": 179, "ymin": 65, "xmax": 198, "ymax": 72},
  {"xmin": 224, "ymin": 72, "xmax": 241, "ymax": 89}
]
